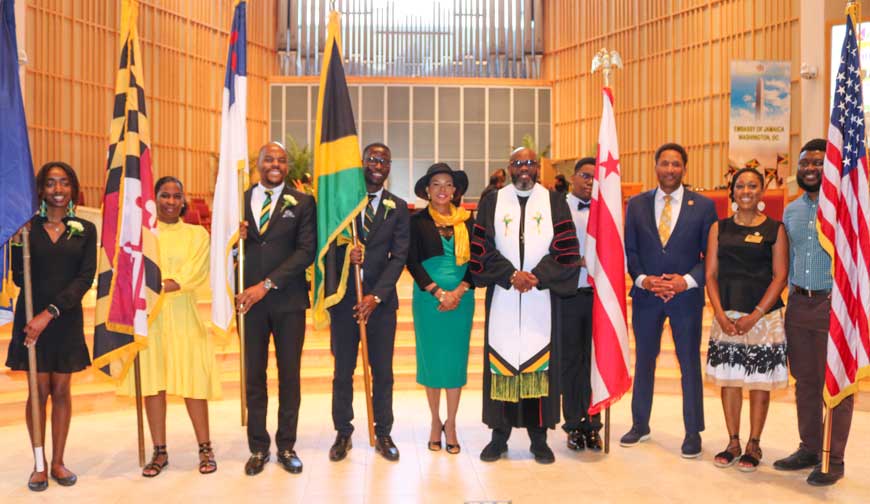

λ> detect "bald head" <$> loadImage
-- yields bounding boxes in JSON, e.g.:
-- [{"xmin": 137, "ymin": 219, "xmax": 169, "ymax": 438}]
[
  {"xmin": 257, "ymin": 142, "xmax": 289, "ymax": 188},
  {"xmin": 508, "ymin": 147, "xmax": 540, "ymax": 190}
]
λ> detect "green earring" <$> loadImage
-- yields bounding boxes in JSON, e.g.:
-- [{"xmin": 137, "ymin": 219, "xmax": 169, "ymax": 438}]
[
  {"xmin": 39, "ymin": 200, "xmax": 47, "ymax": 218},
  {"xmin": 66, "ymin": 200, "xmax": 76, "ymax": 218}
]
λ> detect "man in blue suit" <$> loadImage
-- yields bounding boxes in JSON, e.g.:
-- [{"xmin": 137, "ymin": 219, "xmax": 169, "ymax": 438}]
[{"xmin": 620, "ymin": 143, "xmax": 717, "ymax": 458}]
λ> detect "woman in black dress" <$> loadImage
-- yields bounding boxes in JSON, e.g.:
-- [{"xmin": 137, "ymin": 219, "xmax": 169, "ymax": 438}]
[
  {"xmin": 7, "ymin": 162, "xmax": 97, "ymax": 491},
  {"xmin": 704, "ymin": 168, "xmax": 789, "ymax": 472}
]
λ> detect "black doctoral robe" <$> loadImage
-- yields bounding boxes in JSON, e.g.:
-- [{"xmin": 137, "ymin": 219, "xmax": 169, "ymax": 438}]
[{"xmin": 470, "ymin": 186, "xmax": 580, "ymax": 429}]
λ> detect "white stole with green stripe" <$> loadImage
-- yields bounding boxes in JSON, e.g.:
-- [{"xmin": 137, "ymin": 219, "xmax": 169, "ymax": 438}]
[{"xmin": 488, "ymin": 184, "xmax": 553, "ymax": 402}]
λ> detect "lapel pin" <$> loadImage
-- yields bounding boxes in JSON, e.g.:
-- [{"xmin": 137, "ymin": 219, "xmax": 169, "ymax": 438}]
[{"xmin": 687, "ymin": 199, "xmax": 695, "ymax": 206}]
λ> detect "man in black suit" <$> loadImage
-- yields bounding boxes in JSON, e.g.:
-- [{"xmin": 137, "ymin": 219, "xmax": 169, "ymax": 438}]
[
  {"xmin": 236, "ymin": 142, "xmax": 316, "ymax": 476},
  {"xmin": 328, "ymin": 142, "xmax": 410, "ymax": 462}
]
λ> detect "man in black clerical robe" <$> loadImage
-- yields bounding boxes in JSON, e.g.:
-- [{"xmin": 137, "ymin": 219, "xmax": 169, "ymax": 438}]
[{"xmin": 470, "ymin": 147, "xmax": 580, "ymax": 464}]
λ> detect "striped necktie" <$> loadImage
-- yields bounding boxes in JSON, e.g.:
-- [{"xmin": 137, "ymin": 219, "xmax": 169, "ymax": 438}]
[
  {"xmin": 361, "ymin": 194, "xmax": 376, "ymax": 241},
  {"xmin": 658, "ymin": 194, "xmax": 672, "ymax": 245},
  {"xmin": 259, "ymin": 189, "xmax": 273, "ymax": 235}
]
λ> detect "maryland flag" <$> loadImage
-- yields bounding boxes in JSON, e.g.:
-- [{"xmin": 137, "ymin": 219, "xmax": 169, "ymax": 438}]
[
  {"xmin": 312, "ymin": 10, "xmax": 367, "ymax": 327},
  {"xmin": 92, "ymin": 0, "xmax": 162, "ymax": 381}
]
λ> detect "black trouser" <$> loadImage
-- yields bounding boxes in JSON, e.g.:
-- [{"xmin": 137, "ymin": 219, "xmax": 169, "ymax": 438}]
[
  {"xmin": 492, "ymin": 426, "xmax": 548, "ymax": 447},
  {"xmin": 560, "ymin": 288, "xmax": 602, "ymax": 432},
  {"xmin": 329, "ymin": 294, "xmax": 397, "ymax": 437},
  {"xmin": 244, "ymin": 307, "xmax": 306, "ymax": 454}
]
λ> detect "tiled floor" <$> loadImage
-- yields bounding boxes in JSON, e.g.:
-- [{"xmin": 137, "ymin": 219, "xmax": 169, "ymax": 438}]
[{"xmin": 1, "ymin": 389, "xmax": 868, "ymax": 503}]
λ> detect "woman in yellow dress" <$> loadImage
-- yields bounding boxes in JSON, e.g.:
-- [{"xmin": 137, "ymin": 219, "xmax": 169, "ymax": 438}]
[{"xmin": 120, "ymin": 176, "xmax": 222, "ymax": 476}]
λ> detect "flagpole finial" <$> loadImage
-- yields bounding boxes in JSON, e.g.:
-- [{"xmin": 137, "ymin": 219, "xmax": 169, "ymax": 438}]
[{"xmin": 591, "ymin": 48, "xmax": 623, "ymax": 88}]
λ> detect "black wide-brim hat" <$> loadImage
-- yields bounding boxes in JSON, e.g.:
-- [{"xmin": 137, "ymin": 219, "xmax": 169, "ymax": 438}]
[{"xmin": 414, "ymin": 162, "xmax": 469, "ymax": 200}]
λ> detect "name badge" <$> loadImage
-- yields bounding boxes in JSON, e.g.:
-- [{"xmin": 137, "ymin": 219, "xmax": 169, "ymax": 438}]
[{"xmin": 744, "ymin": 232, "xmax": 763, "ymax": 244}]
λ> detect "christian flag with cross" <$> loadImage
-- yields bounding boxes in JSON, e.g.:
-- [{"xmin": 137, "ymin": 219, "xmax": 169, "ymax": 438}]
[
  {"xmin": 210, "ymin": 0, "xmax": 247, "ymax": 342},
  {"xmin": 311, "ymin": 10, "xmax": 368, "ymax": 328},
  {"xmin": 92, "ymin": 0, "xmax": 163, "ymax": 381}
]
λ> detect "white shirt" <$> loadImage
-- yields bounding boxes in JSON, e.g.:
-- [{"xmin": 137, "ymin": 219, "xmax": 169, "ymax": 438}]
[
  {"xmin": 367, "ymin": 187, "xmax": 384, "ymax": 214},
  {"xmin": 250, "ymin": 182, "xmax": 284, "ymax": 231},
  {"xmin": 566, "ymin": 193, "xmax": 591, "ymax": 288},
  {"xmin": 635, "ymin": 185, "xmax": 698, "ymax": 291}
]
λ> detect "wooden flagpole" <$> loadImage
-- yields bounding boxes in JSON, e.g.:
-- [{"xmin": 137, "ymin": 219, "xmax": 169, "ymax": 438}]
[
  {"xmin": 350, "ymin": 218, "xmax": 376, "ymax": 447},
  {"xmin": 21, "ymin": 228, "xmax": 45, "ymax": 474},
  {"xmin": 604, "ymin": 407, "xmax": 611, "ymax": 454},
  {"xmin": 133, "ymin": 356, "xmax": 146, "ymax": 467},
  {"xmin": 237, "ymin": 162, "xmax": 248, "ymax": 427}
]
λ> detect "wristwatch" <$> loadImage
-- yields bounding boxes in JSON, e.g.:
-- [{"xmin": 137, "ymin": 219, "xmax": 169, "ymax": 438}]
[
  {"xmin": 263, "ymin": 278, "xmax": 275, "ymax": 291},
  {"xmin": 46, "ymin": 304, "xmax": 61, "ymax": 319}
]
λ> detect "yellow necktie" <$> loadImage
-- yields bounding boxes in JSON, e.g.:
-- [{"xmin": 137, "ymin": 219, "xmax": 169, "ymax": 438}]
[{"xmin": 659, "ymin": 194, "xmax": 672, "ymax": 245}]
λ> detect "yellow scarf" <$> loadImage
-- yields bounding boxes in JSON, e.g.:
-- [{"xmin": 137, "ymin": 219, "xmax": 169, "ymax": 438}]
[{"xmin": 428, "ymin": 204, "xmax": 471, "ymax": 266}]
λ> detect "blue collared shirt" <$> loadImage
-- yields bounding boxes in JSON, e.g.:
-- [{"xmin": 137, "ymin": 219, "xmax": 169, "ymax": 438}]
[{"xmin": 782, "ymin": 192, "xmax": 832, "ymax": 290}]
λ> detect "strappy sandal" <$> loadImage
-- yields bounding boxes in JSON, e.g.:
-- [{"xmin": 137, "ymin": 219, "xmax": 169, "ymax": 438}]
[
  {"xmin": 142, "ymin": 445, "xmax": 168, "ymax": 478},
  {"xmin": 737, "ymin": 438, "xmax": 762, "ymax": 472},
  {"xmin": 198, "ymin": 441, "xmax": 217, "ymax": 474},
  {"xmin": 714, "ymin": 434, "xmax": 741, "ymax": 468}
]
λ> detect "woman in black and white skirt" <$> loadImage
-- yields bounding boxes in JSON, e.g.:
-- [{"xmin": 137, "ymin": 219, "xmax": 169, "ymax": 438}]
[{"xmin": 704, "ymin": 167, "xmax": 789, "ymax": 472}]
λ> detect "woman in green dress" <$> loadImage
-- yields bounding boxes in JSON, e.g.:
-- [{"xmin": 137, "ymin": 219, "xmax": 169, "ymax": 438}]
[{"xmin": 408, "ymin": 163, "xmax": 475, "ymax": 455}]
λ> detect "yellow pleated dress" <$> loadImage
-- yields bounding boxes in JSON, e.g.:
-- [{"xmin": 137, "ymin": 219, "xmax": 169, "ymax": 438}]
[{"xmin": 119, "ymin": 221, "xmax": 222, "ymax": 400}]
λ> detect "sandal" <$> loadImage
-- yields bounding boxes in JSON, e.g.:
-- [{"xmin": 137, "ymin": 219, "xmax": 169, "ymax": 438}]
[
  {"xmin": 198, "ymin": 441, "xmax": 217, "ymax": 474},
  {"xmin": 737, "ymin": 438, "xmax": 762, "ymax": 472},
  {"xmin": 713, "ymin": 434, "xmax": 741, "ymax": 468},
  {"xmin": 142, "ymin": 445, "xmax": 168, "ymax": 478}
]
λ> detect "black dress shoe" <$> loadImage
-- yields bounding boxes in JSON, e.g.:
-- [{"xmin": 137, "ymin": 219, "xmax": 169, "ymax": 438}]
[
  {"xmin": 27, "ymin": 472, "xmax": 48, "ymax": 492},
  {"xmin": 480, "ymin": 440, "xmax": 508, "ymax": 462},
  {"xmin": 807, "ymin": 462, "xmax": 845, "ymax": 486},
  {"xmin": 374, "ymin": 436, "xmax": 400, "ymax": 462},
  {"xmin": 774, "ymin": 448, "xmax": 820, "ymax": 471},
  {"xmin": 681, "ymin": 433, "xmax": 702, "ymax": 459},
  {"xmin": 329, "ymin": 434, "xmax": 352, "ymax": 462},
  {"xmin": 566, "ymin": 429, "xmax": 585, "ymax": 451},
  {"xmin": 619, "ymin": 426, "xmax": 651, "ymax": 447},
  {"xmin": 50, "ymin": 471, "xmax": 78, "ymax": 487},
  {"xmin": 583, "ymin": 430, "xmax": 603, "ymax": 451},
  {"xmin": 277, "ymin": 450, "xmax": 303, "ymax": 474},
  {"xmin": 244, "ymin": 452, "xmax": 269, "ymax": 476},
  {"xmin": 531, "ymin": 442, "xmax": 556, "ymax": 464}
]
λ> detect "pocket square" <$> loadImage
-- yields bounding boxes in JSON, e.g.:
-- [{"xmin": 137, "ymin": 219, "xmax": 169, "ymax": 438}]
[{"xmin": 282, "ymin": 209, "xmax": 295, "ymax": 219}]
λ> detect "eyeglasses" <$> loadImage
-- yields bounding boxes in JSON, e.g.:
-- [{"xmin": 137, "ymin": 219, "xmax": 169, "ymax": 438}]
[
  {"xmin": 576, "ymin": 172, "xmax": 594, "ymax": 180},
  {"xmin": 365, "ymin": 156, "xmax": 390, "ymax": 166},
  {"xmin": 510, "ymin": 159, "xmax": 539, "ymax": 168},
  {"xmin": 797, "ymin": 159, "xmax": 824, "ymax": 168}
]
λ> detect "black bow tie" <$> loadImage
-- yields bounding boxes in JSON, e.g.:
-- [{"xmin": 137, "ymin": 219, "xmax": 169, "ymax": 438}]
[{"xmin": 577, "ymin": 200, "xmax": 591, "ymax": 210}]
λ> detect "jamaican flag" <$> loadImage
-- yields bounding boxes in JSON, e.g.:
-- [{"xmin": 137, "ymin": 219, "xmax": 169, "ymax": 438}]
[{"xmin": 312, "ymin": 10, "xmax": 367, "ymax": 328}]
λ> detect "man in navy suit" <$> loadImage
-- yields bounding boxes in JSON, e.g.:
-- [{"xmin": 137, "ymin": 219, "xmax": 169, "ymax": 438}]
[{"xmin": 619, "ymin": 143, "xmax": 717, "ymax": 458}]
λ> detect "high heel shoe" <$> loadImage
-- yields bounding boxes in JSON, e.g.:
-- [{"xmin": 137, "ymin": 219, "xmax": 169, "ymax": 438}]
[
  {"xmin": 445, "ymin": 423, "xmax": 461, "ymax": 455},
  {"xmin": 427, "ymin": 424, "xmax": 443, "ymax": 451}
]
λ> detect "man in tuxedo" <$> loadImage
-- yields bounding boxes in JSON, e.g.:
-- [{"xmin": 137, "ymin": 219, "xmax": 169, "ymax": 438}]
[
  {"xmin": 328, "ymin": 142, "xmax": 410, "ymax": 462},
  {"xmin": 236, "ymin": 142, "xmax": 316, "ymax": 476},
  {"xmin": 561, "ymin": 157, "xmax": 602, "ymax": 452},
  {"xmin": 620, "ymin": 143, "xmax": 717, "ymax": 458}
]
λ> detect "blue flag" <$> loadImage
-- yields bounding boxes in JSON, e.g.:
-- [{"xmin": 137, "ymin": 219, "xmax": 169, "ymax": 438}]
[{"xmin": 0, "ymin": 0, "xmax": 37, "ymax": 325}]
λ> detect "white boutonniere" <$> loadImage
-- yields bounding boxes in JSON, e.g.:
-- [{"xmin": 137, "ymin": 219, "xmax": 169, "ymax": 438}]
[
  {"xmin": 533, "ymin": 211, "xmax": 543, "ymax": 234},
  {"xmin": 66, "ymin": 220, "xmax": 84, "ymax": 239},
  {"xmin": 382, "ymin": 198, "xmax": 396, "ymax": 217},
  {"xmin": 280, "ymin": 194, "xmax": 298, "ymax": 213},
  {"xmin": 502, "ymin": 214, "xmax": 513, "ymax": 236}
]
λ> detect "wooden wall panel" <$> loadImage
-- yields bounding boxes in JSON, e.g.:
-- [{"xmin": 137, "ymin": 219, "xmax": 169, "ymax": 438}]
[
  {"xmin": 24, "ymin": 0, "xmax": 278, "ymax": 202},
  {"xmin": 543, "ymin": 0, "xmax": 801, "ymax": 190}
]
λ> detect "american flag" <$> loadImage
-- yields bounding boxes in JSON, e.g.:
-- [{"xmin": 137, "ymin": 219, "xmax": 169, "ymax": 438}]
[
  {"xmin": 818, "ymin": 15, "xmax": 870, "ymax": 408},
  {"xmin": 585, "ymin": 87, "xmax": 631, "ymax": 414}
]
